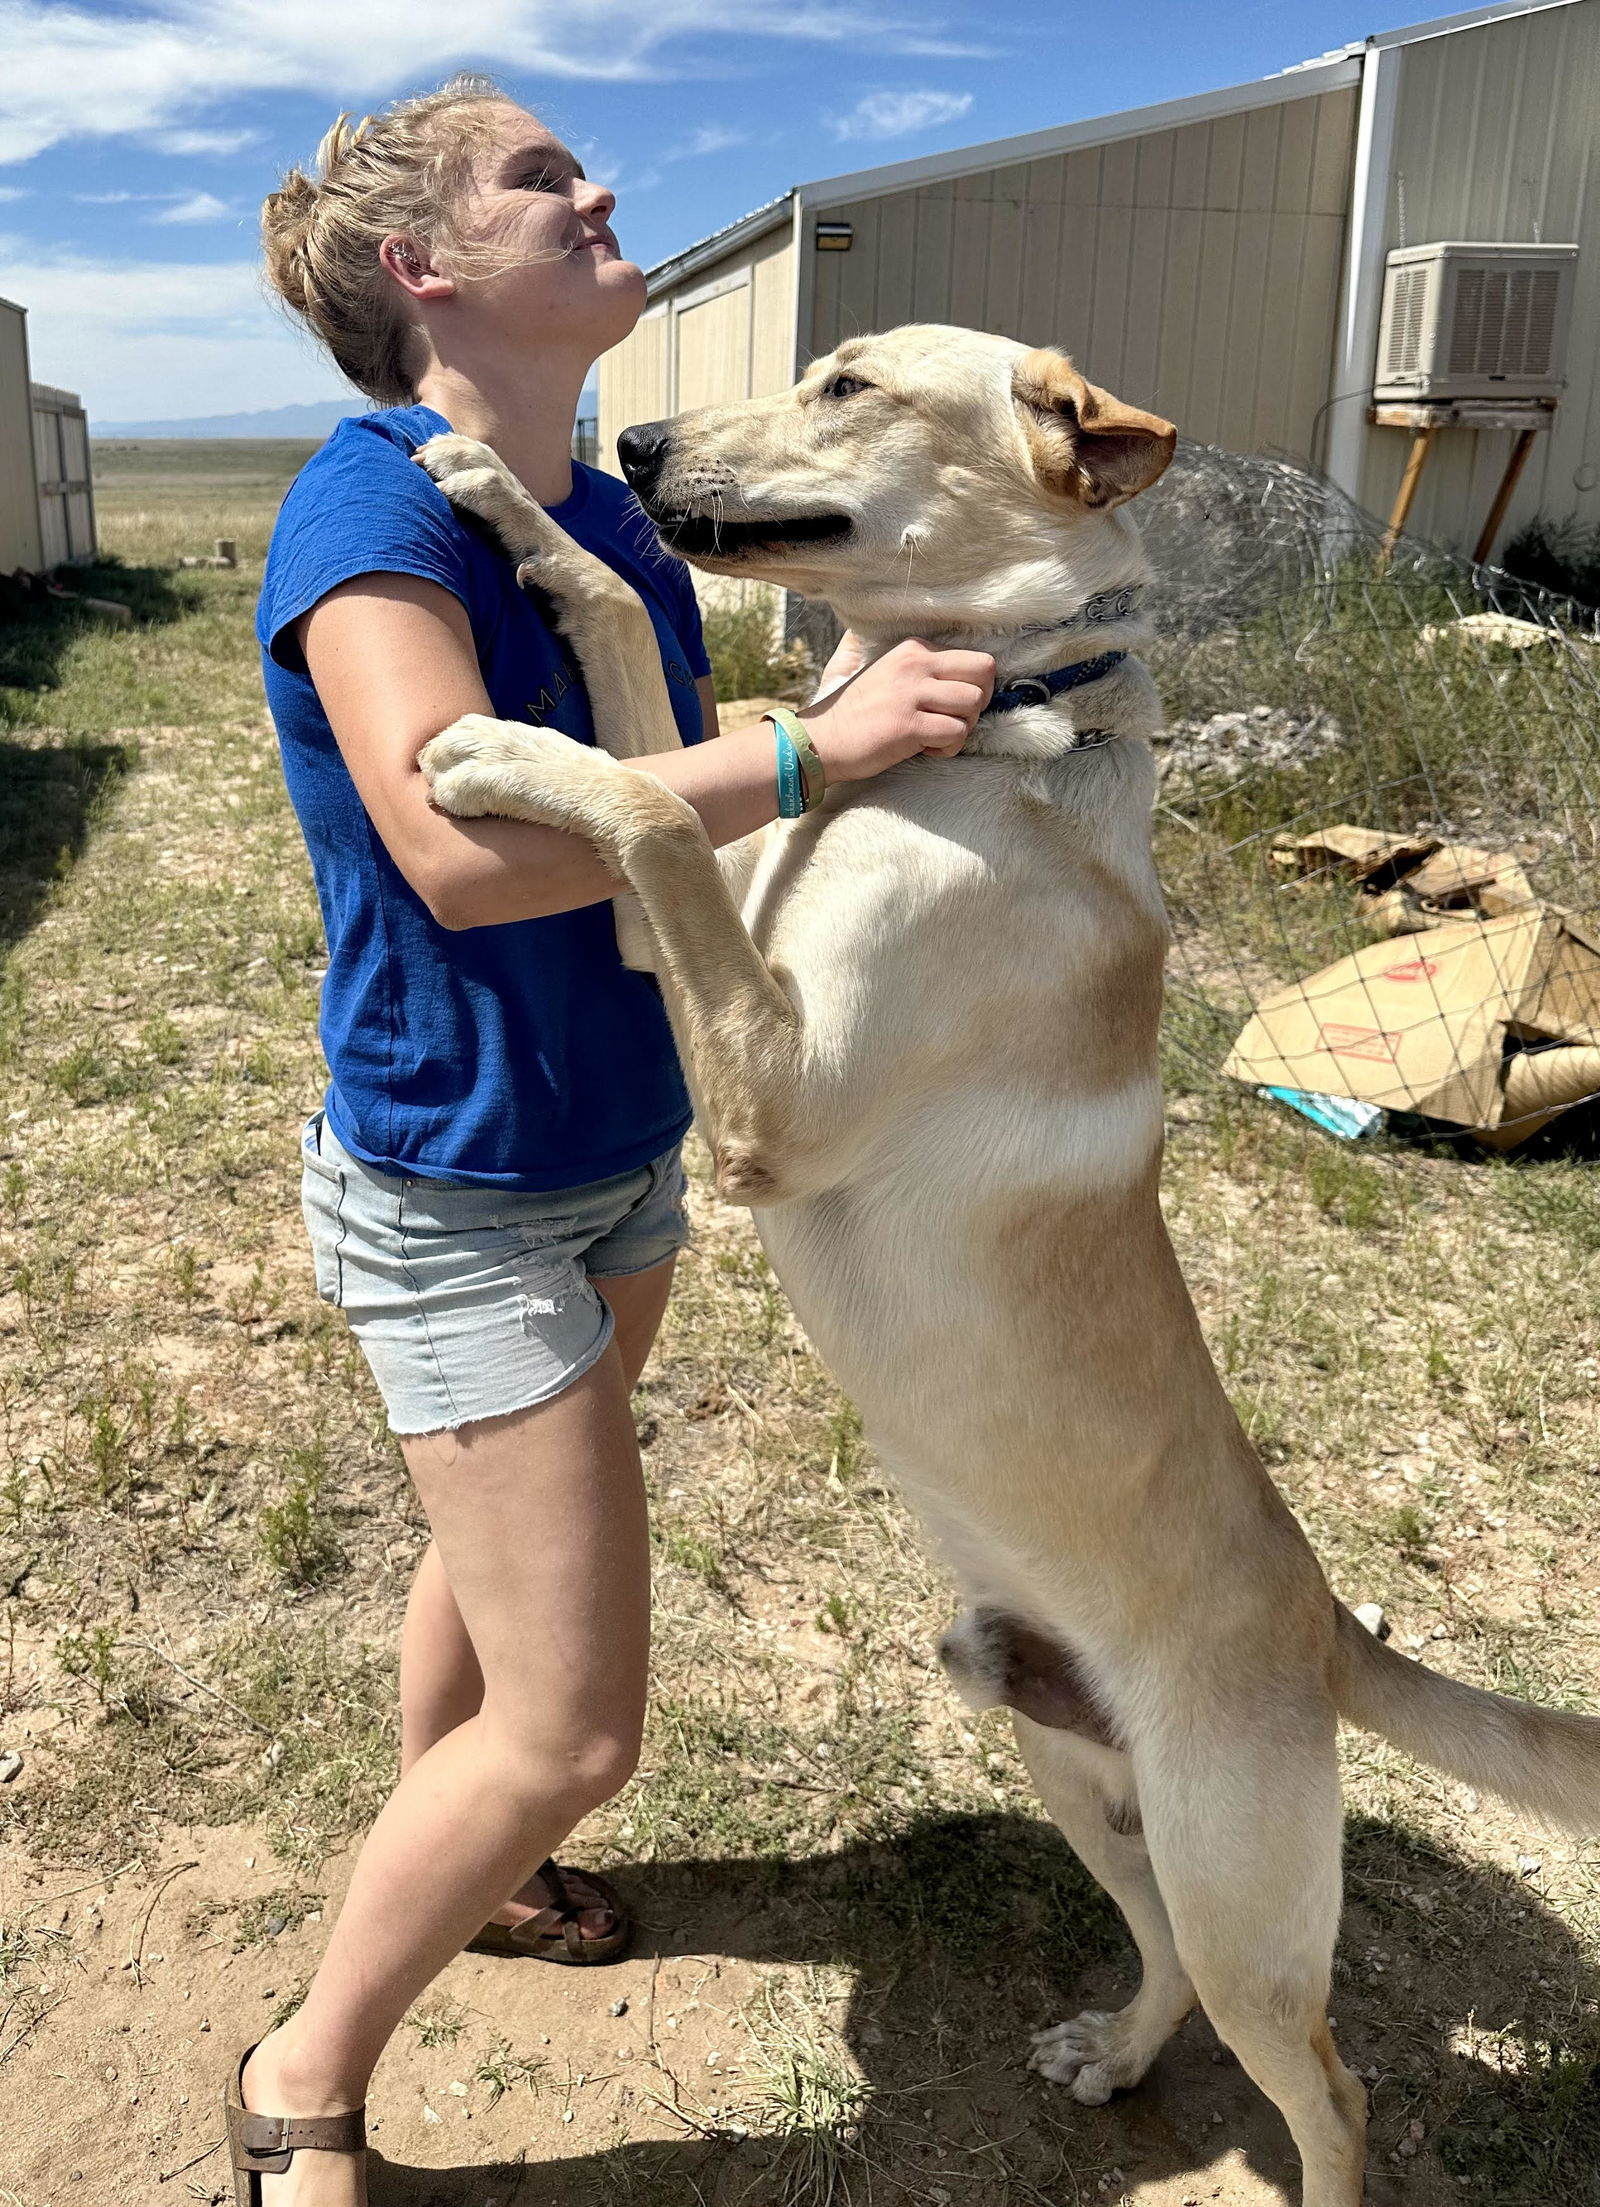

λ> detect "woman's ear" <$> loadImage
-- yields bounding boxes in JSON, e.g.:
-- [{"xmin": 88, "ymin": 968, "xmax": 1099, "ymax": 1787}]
[
  {"xmin": 381, "ymin": 236, "xmax": 455, "ymax": 301},
  {"xmin": 1012, "ymin": 349, "xmax": 1176, "ymax": 508}
]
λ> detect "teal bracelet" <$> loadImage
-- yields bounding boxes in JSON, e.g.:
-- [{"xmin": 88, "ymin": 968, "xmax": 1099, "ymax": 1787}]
[
  {"xmin": 764, "ymin": 708, "xmax": 826, "ymax": 817},
  {"xmin": 773, "ymin": 723, "xmax": 807, "ymax": 818}
]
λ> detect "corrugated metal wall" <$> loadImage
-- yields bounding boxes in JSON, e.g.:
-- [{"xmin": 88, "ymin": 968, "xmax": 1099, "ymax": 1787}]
[
  {"xmin": 676, "ymin": 283, "xmax": 749, "ymax": 414},
  {"xmin": 597, "ymin": 228, "xmax": 795, "ymax": 475},
  {"xmin": 806, "ymin": 88, "xmax": 1357, "ymax": 465},
  {"xmin": 1360, "ymin": 0, "xmax": 1600, "ymax": 553},
  {"xmin": 1, "ymin": 300, "xmax": 44, "ymax": 574},
  {"xmin": 597, "ymin": 305, "xmax": 668, "ymax": 477},
  {"xmin": 748, "ymin": 229, "xmax": 796, "ymax": 400}
]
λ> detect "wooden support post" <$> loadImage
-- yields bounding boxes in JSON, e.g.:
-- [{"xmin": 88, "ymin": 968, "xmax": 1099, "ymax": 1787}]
[
  {"xmin": 1472, "ymin": 427, "xmax": 1538, "ymax": 567},
  {"xmin": 1380, "ymin": 424, "xmax": 1436, "ymax": 566}
]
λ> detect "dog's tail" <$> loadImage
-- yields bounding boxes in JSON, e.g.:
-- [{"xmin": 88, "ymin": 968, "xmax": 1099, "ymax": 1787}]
[{"xmin": 1332, "ymin": 1601, "xmax": 1600, "ymax": 1828}]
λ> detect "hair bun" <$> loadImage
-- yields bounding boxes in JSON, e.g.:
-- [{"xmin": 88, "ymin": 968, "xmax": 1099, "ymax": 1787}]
[
  {"xmin": 315, "ymin": 111, "xmax": 371, "ymax": 179},
  {"xmin": 260, "ymin": 167, "xmax": 321, "ymax": 311}
]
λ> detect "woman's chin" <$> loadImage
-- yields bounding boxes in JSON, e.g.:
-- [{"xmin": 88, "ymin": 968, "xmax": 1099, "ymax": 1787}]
[
  {"xmin": 588, "ymin": 257, "xmax": 649, "ymax": 337},
  {"xmin": 599, "ymin": 253, "xmax": 647, "ymax": 297}
]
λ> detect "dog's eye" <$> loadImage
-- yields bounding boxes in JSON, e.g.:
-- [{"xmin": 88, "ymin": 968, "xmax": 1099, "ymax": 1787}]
[{"xmin": 822, "ymin": 374, "xmax": 872, "ymax": 399}]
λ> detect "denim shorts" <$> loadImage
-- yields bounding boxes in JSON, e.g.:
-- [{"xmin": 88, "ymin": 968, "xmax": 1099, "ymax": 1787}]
[{"xmin": 299, "ymin": 1112, "xmax": 690, "ymax": 1436}]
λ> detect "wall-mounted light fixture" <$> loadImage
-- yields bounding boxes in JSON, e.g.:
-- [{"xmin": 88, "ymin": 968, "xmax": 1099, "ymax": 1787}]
[{"xmin": 814, "ymin": 222, "xmax": 854, "ymax": 252}]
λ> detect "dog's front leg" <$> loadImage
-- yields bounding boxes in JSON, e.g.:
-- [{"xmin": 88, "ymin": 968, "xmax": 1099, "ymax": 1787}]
[
  {"xmin": 420, "ymin": 721, "xmax": 836, "ymax": 1205},
  {"xmin": 414, "ymin": 433, "xmax": 684, "ymax": 969},
  {"xmin": 413, "ymin": 434, "xmax": 684, "ymax": 765}
]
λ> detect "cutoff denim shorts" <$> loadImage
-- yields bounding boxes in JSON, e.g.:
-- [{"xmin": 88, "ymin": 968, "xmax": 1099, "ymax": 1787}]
[{"xmin": 300, "ymin": 1111, "xmax": 690, "ymax": 1436}]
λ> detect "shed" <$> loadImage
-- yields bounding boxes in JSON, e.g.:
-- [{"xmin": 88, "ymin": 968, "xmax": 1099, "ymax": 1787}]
[
  {"xmin": 600, "ymin": 0, "xmax": 1600, "ymax": 564},
  {"xmin": 0, "ymin": 295, "xmax": 96, "ymax": 574},
  {"xmin": 1, "ymin": 295, "xmax": 43, "ymax": 573}
]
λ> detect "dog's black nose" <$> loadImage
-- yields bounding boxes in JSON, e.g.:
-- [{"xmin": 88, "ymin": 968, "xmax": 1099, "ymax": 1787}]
[{"xmin": 617, "ymin": 419, "xmax": 670, "ymax": 498}]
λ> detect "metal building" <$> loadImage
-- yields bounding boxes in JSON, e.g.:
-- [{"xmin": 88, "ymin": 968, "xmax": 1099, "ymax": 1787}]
[
  {"xmin": 1, "ymin": 295, "xmax": 43, "ymax": 573},
  {"xmin": 599, "ymin": 0, "xmax": 1600, "ymax": 563},
  {"xmin": 0, "ymin": 296, "xmax": 95, "ymax": 575}
]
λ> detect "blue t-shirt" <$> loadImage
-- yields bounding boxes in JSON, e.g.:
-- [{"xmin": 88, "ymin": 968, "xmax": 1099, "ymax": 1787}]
[{"xmin": 257, "ymin": 404, "xmax": 711, "ymax": 1190}]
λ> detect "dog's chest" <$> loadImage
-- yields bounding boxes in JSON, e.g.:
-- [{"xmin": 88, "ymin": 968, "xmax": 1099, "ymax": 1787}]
[{"xmin": 740, "ymin": 765, "xmax": 1096, "ymax": 977}]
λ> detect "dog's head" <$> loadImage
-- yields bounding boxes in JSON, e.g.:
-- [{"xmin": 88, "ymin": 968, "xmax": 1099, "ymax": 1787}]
[{"xmin": 617, "ymin": 324, "xmax": 1175, "ymax": 629}]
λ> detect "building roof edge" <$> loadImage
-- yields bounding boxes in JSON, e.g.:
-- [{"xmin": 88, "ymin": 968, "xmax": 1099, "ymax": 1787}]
[{"xmin": 644, "ymin": 195, "xmax": 793, "ymax": 300}]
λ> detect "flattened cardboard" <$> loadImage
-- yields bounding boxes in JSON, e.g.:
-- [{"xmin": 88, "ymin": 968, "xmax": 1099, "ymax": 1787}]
[
  {"xmin": 1273, "ymin": 824, "xmax": 1540, "ymax": 932},
  {"xmin": 1223, "ymin": 907, "xmax": 1600, "ymax": 1141},
  {"xmin": 1275, "ymin": 827, "xmax": 1435, "ymax": 884}
]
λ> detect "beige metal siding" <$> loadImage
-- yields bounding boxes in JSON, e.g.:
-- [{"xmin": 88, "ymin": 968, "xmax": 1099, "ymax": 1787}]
[
  {"xmin": 1359, "ymin": 0, "xmax": 1600, "ymax": 555},
  {"xmin": 748, "ymin": 229, "xmax": 796, "ymax": 396},
  {"xmin": 597, "ymin": 227, "xmax": 796, "ymax": 475},
  {"xmin": 806, "ymin": 87, "xmax": 1357, "ymax": 464},
  {"xmin": 676, "ymin": 285, "xmax": 749, "ymax": 414},
  {"xmin": 0, "ymin": 300, "xmax": 43, "ymax": 573},
  {"xmin": 596, "ymin": 307, "xmax": 668, "ymax": 477}
]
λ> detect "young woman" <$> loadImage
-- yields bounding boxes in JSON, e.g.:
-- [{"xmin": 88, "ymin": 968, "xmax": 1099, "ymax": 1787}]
[{"xmin": 243, "ymin": 77, "xmax": 993, "ymax": 2204}]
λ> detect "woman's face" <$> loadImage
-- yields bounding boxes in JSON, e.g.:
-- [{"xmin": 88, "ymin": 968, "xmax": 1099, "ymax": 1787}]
[{"xmin": 449, "ymin": 105, "xmax": 646, "ymax": 358}]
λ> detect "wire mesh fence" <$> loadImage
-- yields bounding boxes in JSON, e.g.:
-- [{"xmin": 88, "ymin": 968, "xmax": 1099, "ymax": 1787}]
[{"xmin": 1141, "ymin": 443, "xmax": 1600, "ymax": 1156}]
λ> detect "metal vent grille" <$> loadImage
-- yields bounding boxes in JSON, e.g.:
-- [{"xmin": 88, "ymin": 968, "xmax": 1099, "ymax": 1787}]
[
  {"xmin": 1448, "ymin": 266, "xmax": 1561, "ymax": 378},
  {"xmin": 1384, "ymin": 264, "xmax": 1430, "ymax": 380}
]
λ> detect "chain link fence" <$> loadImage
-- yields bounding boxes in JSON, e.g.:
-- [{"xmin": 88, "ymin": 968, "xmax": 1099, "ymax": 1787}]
[{"xmin": 1141, "ymin": 444, "xmax": 1600, "ymax": 1154}]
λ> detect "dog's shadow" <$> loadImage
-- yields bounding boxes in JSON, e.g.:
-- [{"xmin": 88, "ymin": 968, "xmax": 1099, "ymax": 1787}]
[{"xmin": 373, "ymin": 1807, "xmax": 1598, "ymax": 2205}]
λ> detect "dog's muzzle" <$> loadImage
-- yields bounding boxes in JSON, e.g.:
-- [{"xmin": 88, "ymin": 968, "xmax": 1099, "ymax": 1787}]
[{"xmin": 617, "ymin": 419, "xmax": 671, "ymax": 499}]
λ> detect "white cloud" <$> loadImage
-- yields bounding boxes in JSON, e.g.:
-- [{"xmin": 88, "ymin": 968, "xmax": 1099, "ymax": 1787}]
[
  {"xmin": 0, "ymin": 244, "xmax": 350, "ymax": 419},
  {"xmin": 153, "ymin": 189, "xmax": 232, "ymax": 223},
  {"xmin": 830, "ymin": 87, "xmax": 973, "ymax": 141},
  {"xmin": 151, "ymin": 125, "xmax": 260, "ymax": 156},
  {"xmin": 0, "ymin": 0, "xmax": 964, "ymax": 164},
  {"xmin": 676, "ymin": 124, "xmax": 751, "ymax": 158},
  {"xmin": 0, "ymin": 184, "xmax": 28, "ymax": 201}
]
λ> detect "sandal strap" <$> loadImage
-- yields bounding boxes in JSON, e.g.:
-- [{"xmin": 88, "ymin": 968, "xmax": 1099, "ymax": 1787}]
[
  {"xmin": 233, "ymin": 2106, "xmax": 366, "ymax": 2173},
  {"xmin": 533, "ymin": 1861, "xmax": 589, "ymax": 1957},
  {"xmin": 536, "ymin": 1856, "xmax": 573, "ymax": 1909}
]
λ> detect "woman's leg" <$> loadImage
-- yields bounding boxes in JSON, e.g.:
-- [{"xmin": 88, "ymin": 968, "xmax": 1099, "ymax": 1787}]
[
  {"xmin": 243, "ymin": 1321, "xmax": 655, "ymax": 2206},
  {"xmin": 396, "ymin": 1260, "xmax": 675, "ymax": 1935}
]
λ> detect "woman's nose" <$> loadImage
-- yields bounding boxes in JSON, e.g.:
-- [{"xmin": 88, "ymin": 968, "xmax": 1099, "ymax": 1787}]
[{"xmin": 577, "ymin": 177, "xmax": 616, "ymax": 224}]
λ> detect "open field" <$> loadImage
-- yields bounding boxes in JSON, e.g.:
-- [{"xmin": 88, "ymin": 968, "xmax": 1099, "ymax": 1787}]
[{"xmin": 1, "ymin": 444, "xmax": 1598, "ymax": 2205}]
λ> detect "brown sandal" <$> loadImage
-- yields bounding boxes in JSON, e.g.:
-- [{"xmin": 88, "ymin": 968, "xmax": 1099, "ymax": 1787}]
[
  {"xmin": 226, "ymin": 2045, "xmax": 365, "ymax": 2204},
  {"xmin": 465, "ymin": 1856, "xmax": 630, "ymax": 1964}
]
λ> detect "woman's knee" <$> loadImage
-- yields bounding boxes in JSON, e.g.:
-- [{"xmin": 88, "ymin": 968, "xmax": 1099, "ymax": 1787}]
[{"xmin": 485, "ymin": 1708, "xmax": 643, "ymax": 1817}]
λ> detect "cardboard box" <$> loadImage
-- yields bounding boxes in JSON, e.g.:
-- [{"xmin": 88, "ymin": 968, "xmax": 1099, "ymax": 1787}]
[
  {"xmin": 1223, "ymin": 907, "xmax": 1600, "ymax": 1145},
  {"xmin": 1273, "ymin": 826, "xmax": 1538, "ymax": 930},
  {"xmin": 1273, "ymin": 827, "xmax": 1436, "ymax": 885}
]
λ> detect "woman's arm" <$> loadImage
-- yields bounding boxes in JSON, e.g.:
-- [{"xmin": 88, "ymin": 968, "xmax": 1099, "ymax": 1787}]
[{"xmin": 299, "ymin": 575, "xmax": 991, "ymax": 932}]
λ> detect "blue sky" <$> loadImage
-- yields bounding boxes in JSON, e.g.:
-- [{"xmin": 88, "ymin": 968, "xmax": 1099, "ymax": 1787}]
[{"xmin": 1, "ymin": 1, "xmax": 1427, "ymax": 423}]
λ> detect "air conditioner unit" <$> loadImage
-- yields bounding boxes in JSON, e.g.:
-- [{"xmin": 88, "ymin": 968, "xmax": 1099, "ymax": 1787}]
[{"xmin": 1373, "ymin": 242, "xmax": 1578, "ymax": 403}]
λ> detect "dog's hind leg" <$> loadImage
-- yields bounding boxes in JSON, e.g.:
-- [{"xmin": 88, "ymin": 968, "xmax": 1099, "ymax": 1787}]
[
  {"xmin": 1013, "ymin": 1716, "xmax": 1196, "ymax": 2104},
  {"xmin": 1137, "ymin": 1701, "xmax": 1366, "ymax": 2207}
]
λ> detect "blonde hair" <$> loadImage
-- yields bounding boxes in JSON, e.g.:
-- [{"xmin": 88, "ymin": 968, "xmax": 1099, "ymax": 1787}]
[{"xmin": 260, "ymin": 76, "xmax": 518, "ymax": 405}]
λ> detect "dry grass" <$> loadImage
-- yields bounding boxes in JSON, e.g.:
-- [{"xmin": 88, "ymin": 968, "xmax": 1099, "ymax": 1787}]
[{"xmin": 0, "ymin": 444, "xmax": 1597, "ymax": 2203}]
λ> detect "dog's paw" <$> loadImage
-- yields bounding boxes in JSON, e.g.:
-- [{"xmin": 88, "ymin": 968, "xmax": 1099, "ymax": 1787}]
[
  {"xmin": 1028, "ymin": 2008, "xmax": 1154, "ymax": 2105},
  {"xmin": 419, "ymin": 716, "xmax": 590, "ymax": 824},
  {"xmin": 414, "ymin": 434, "xmax": 551, "ymax": 551},
  {"xmin": 414, "ymin": 433, "xmax": 516, "ymax": 502}
]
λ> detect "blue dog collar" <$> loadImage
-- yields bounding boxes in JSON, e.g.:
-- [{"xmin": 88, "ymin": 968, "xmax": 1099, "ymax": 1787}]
[{"xmin": 984, "ymin": 648, "xmax": 1128, "ymax": 718}]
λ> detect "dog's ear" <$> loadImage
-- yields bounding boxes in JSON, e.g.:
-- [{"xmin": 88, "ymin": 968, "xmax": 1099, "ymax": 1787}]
[{"xmin": 1012, "ymin": 349, "xmax": 1176, "ymax": 509}]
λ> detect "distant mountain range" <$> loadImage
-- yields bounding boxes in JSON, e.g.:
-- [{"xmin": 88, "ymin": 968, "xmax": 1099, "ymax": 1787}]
[{"xmin": 93, "ymin": 399, "xmax": 370, "ymax": 440}]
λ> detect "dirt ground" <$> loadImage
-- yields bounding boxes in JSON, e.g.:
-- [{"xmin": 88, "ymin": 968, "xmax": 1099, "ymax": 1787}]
[{"xmin": 3, "ymin": 447, "xmax": 1599, "ymax": 2207}]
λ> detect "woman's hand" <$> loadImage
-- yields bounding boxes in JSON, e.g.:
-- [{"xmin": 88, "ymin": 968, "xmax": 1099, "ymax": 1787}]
[{"xmin": 799, "ymin": 639, "xmax": 995, "ymax": 784}]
